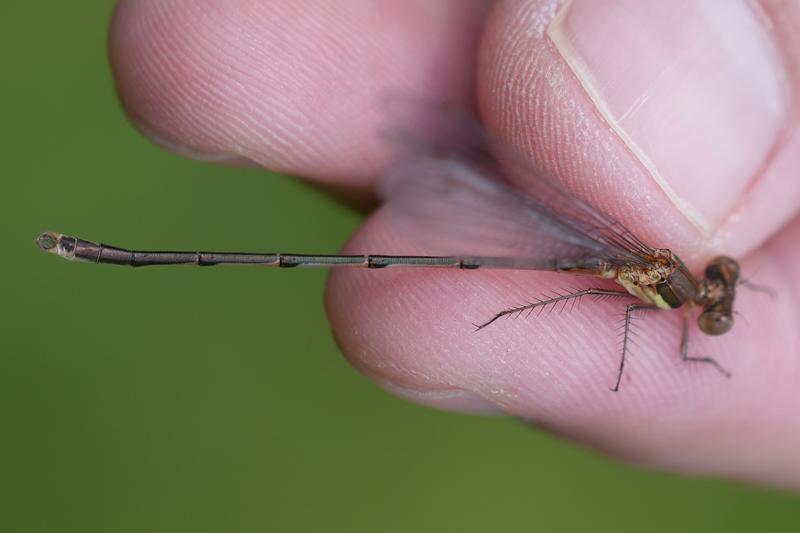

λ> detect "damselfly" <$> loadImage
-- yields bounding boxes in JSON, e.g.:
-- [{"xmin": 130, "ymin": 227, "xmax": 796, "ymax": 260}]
[{"xmin": 36, "ymin": 105, "xmax": 741, "ymax": 391}]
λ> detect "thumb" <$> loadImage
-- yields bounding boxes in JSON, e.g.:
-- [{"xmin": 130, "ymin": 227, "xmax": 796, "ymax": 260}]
[{"xmin": 479, "ymin": 0, "xmax": 800, "ymax": 262}]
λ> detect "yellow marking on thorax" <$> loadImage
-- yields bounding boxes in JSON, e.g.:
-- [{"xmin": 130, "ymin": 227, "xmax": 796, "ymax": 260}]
[{"xmin": 616, "ymin": 277, "xmax": 672, "ymax": 310}]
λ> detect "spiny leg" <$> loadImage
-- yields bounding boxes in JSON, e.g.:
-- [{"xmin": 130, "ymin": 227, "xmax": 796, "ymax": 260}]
[
  {"xmin": 474, "ymin": 288, "xmax": 631, "ymax": 330},
  {"xmin": 611, "ymin": 304, "xmax": 656, "ymax": 392},
  {"xmin": 680, "ymin": 314, "xmax": 732, "ymax": 378}
]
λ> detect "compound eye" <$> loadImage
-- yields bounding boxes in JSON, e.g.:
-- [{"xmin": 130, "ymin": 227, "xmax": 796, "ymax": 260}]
[
  {"xmin": 705, "ymin": 256, "xmax": 740, "ymax": 285},
  {"xmin": 698, "ymin": 311, "xmax": 733, "ymax": 335}
]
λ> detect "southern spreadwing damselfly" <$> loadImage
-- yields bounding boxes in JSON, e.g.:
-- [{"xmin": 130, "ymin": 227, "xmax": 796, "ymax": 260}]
[{"xmin": 36, "ymin": 105, "xmax": 741, "ymax": 391}]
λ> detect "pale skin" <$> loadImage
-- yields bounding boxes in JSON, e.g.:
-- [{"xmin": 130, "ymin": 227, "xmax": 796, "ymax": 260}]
[{"xmin": 110, "ymin": 0, "xmax": 800, "ymax": 490}]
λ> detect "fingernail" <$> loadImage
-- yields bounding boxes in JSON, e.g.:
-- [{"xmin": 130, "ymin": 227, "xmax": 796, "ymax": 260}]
[{"xmin": 548, "ymin": 0, "xmax": 789, "ymax": 230}]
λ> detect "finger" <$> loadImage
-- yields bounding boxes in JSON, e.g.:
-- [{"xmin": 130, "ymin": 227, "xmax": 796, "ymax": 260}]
[
  {"xmin": 109, "ymin": 0, "xmax": 491, "ymax": 185},
  {"xmin": 478, "ymin": 0, "xmax": 800, "ymax": 263},
  {"xmin": 327, "ymin": 207, "xmax": 800, "ymax": 489}
]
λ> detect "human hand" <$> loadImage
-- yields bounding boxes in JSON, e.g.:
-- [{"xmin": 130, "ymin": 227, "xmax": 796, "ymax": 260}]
[{"xmin": 109, "ymin": 0, "xmax": 800, "ymax": 490}]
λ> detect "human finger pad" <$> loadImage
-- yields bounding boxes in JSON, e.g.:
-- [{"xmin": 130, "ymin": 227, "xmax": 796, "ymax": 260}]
[{"xmin": 110, "ymin": 0, "xmax": 490, "ymax": 183}]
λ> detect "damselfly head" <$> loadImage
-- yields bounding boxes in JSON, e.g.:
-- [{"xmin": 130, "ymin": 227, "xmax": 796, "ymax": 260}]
[{"xmin": 698, "ymin": 256, "xmax": 740, "ymax": 335}]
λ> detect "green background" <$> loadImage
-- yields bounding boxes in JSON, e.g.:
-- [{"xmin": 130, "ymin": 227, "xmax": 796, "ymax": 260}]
[{"xmin": 2, "ymin": 2, "xmax": 798, "ymax": 532}]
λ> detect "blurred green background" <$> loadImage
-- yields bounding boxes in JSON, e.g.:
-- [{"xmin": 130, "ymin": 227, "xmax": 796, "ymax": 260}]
[{"xmin": 2, "ymin": 2, "xmax": 798, "ymax": 532}]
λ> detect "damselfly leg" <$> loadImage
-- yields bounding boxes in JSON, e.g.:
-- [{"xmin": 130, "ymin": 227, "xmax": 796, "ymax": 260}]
[
  {"xmin": 680, "ymin": 313, "xmax": 732, "ymax": 379},
  {"xmin": 474, "ymin": 288, "xmax": 630, "ymax": 330},
  {"xmin": 476, "ymin": 292, "xmax": 657, "ymax": 390},
  {"xmin": 613, "ymin": 304, "xmax": 656, "ymax": 392}
]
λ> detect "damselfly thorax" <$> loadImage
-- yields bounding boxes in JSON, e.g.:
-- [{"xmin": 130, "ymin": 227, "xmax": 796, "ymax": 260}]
[{"xmin": 603, "ymin": 248, "xmax": 739, "ymax": 335}]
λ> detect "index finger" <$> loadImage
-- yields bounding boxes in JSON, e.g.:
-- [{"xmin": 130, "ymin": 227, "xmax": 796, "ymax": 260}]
[{"xmin": 109, "ymin": 0, "xmax": 492, "ymax": 185}]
